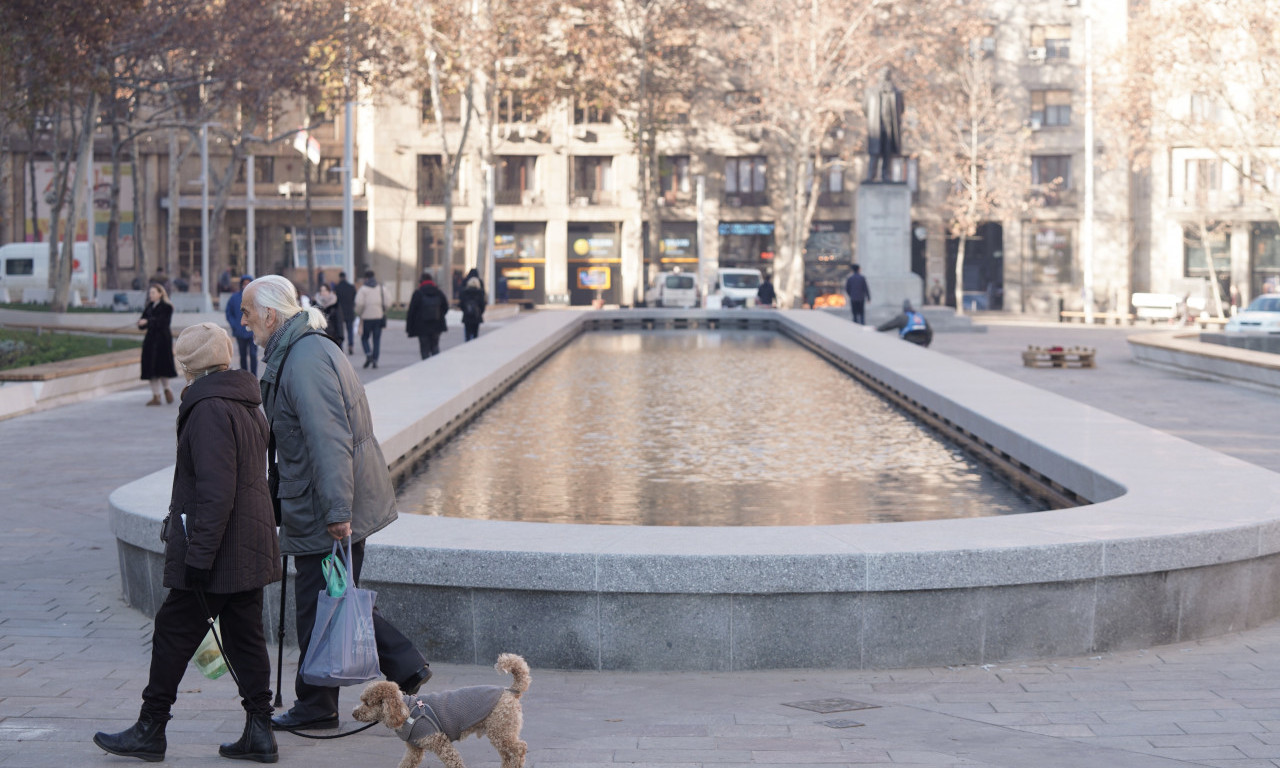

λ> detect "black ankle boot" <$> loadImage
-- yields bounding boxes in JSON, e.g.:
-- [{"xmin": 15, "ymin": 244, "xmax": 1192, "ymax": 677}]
[
  {"xmin": 219, "ymin": 712, "xmax": 278, "ymax": 763},
  {"xmin": 93, "ymin": 717, "xmax": 167, "ymax": 762}
]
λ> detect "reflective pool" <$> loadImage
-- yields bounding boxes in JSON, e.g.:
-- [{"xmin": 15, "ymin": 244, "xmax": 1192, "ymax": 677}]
[{"xmin": 397, "ymin": 330, "xmax": 1043, "ymax": 525}]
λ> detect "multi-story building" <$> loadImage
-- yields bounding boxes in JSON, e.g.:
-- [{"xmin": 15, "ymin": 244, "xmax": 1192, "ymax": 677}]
[{"xmin": 3, "ymin": 0, "xmax": 1270, "ymax": 315}]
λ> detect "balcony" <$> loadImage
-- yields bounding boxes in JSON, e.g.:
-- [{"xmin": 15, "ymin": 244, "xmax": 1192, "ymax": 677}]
[
  {"xmin": 418, "ymin": 187, "xmax": 464, "ymax": 207},
  {"xmin": 570, "ymin": 189, "xmax": 618, "ymax": 206},
  {"xmin": 1171, "ymin": 189, "xmax": 1242, "ymax": 211},
  {"xmin": 817, "ymin": 191, "xmax": 850, "ymax": 208},
  {"xmin": 658, "ymin": 189, "xmax": 692, "ymax": 207},
  {"xmin": 723, "ymin": 192, "xmax": 768, "ymax": 208},
  {"xmin": 496, "ymin": 189, "xmax": 543, "ymax": 206}
]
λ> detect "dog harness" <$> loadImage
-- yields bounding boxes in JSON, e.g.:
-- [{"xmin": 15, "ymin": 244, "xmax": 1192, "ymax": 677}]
[{"xmin": 394, "ymin": 686, "xmax": 507, "ymax": 742}]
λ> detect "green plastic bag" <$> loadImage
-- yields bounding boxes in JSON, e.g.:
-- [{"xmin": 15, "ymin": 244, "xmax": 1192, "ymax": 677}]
[
  {"xmin": 192, "ymin": 618, "xmax": 228, "ymax": 679},
  {"xmin": 321, "ymin": 542, "xmax": 348, "ymax": 597}
]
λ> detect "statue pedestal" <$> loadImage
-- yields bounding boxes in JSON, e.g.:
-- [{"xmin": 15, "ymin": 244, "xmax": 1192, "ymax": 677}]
[{"xmin": 857, "ymin": 183, "xmax": 922, "ymax": 325}]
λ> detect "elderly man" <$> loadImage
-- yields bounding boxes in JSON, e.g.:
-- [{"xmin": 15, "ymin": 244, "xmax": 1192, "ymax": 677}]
[{"xmin": 239, "ymin": 275, "xmax": 430, "ymax": 732}]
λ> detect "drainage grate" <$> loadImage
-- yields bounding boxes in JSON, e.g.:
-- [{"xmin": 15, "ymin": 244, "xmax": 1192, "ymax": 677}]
[
  {"xmin": 819, "ymin": 718, "xmax": 865, "ymax": 729},
  {"xmin": 782, "ymin": 698, "xmax": 881, "ymax": 714}
]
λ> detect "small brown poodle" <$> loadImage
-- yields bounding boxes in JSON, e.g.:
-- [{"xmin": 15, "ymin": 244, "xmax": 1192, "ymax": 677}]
[{"xmin": 352, "ymin": 653, "xmax": 529, "ymax": 768}]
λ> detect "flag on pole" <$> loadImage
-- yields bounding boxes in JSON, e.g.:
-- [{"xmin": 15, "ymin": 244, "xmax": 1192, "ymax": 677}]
[{"xmin": 293, "ymin": 129, "xmax": 321, "ymax": 165}]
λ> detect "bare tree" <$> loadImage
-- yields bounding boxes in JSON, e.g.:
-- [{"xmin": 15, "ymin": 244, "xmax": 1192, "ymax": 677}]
[
  {"xmin": 912, "ymin": 20, "xmax": 1029, "ymax": 316},
  {"xmin": 719, "ymin": 0, "xmax": 955, "ymax": 307}
]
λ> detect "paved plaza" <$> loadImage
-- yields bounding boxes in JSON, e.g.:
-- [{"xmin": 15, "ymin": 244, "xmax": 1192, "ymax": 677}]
[{"xmin": 6, "ymin": 313, "xmax": 1280, "ymax": 767}]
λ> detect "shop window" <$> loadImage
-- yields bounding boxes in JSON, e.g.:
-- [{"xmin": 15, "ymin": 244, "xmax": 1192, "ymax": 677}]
[
  {"xmin": 1026, "ymin": 223, "xmax": 1072, "ymax": 285},
  {"xmin": 1183, "ymin": 224, "xmax": 1231, "ymax": 298}
]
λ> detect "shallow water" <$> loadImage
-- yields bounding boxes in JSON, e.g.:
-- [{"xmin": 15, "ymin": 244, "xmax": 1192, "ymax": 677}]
[{"xmin": 397, "ymin": 330, "xmax": 1043, "ymax": 525}]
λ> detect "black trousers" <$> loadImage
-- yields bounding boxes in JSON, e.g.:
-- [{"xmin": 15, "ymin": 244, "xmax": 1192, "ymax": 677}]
[
  {"xmin": 417, "ymin": 332, "xmax": 441, "ymax": 358},
  {"xmin": 343, "ymin": 316, "xmax": 355, "ymax": 350},
  {"xmin": 850, "ymin": 300, "xmax": 866, "ymax": 325},
  {"xmin": 289, "ymin": 539, "xmax": 424, "ymax": 718},
  {"xmin": 464, "ymin": 322, "xmax": 480, "ymax": 342},
  {"xmin": 141, "ymin": 587, "xmax": 272, "ymax": 720}
]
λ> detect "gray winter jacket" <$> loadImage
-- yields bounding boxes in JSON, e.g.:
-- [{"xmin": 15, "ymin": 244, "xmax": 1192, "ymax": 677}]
[{"xmin": 260, "ymin": 312, "xmax": 398, "ymax": 556}]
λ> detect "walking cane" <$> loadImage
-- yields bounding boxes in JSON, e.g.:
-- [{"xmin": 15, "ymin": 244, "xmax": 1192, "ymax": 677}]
[{"xmin": 274, "ymin": 555, "xmax": 287, "ymax": 708}]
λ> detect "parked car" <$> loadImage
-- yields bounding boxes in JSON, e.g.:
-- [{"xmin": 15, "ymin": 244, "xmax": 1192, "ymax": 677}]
[
  {"xmin": 645, "ymin": 271, "xmax": 698, "ymax": 308},
  {"xmin": 1225, "ymin": 294, "xmax": 1280, "ymax": 333},
  {"xmin": 712, "ymin": 268, "xmax": 762, "ymax": 308}
]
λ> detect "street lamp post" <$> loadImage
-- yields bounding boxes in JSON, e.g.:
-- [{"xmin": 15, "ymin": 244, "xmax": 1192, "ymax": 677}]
[
  {"xmin": 200, "ymin": 123, "xmax": 214, "ymax": 312},
  {"xmin": 343, "ymin": 100, "xmax": 355, "ymax": 280},
  {"xmin": 246, "ymin": 154, "xmax": 256, "ymax": 278},
  {"xmin": 1082, "ymin": 1, "xmax": 1095, "ymax": 324}
]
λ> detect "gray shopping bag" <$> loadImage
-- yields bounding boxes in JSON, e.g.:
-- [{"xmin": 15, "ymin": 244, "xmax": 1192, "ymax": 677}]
[{"xmin": 299, "ymin": 539, "xmax": 380, "ymax": 687}]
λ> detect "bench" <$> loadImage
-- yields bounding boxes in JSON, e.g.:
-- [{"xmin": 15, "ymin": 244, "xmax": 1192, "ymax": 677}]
[
  {"xmin": 1022, "ymin": 345, "xmax": 1097, "ymax": 369},
  {"xmin": 1132, "ymin": 293, "xmax": 1181, "ymax": 322},
  {"xmin": 1058, "ymin": 310, "xmax": 1134, "ymax": 325}
]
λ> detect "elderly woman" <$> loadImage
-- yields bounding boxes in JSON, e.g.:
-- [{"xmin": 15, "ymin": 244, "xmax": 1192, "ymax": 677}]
[
  {"xmin": 137, "ymin": 283, "xmax": 178, "ymax": 405},
  {"xmin": 94, "ymin": 323, "xmax": 281, "ymax": 763}
]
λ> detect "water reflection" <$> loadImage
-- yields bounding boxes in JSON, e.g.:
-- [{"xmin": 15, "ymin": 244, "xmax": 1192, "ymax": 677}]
[{"xmin": 398, "ymin": 330, "xmax": 1043, "ymax": 525}]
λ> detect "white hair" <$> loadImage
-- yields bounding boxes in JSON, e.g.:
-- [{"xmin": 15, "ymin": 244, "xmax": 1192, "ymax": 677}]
[{"xmin": 249, "ymin": 275, "xmax": 326, "ymax": 331}]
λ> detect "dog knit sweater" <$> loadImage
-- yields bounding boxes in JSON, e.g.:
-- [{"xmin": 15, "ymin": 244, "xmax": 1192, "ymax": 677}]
[{"xmin": 395, "ymin": 686, "xmax": 506, "ymax": 743}]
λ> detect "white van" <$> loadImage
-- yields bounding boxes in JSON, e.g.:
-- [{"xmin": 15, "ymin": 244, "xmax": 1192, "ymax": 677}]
[
  {"xmin": 0, "ymin": 242, "xmax": 94, "ymax": 302},
  {"xmin": 712, "ymin": 267, "xmax": 762, "ymax": 308},
  {"xmin": 645, "ymin": 271, "xmax": 698, "ymax": 308}
]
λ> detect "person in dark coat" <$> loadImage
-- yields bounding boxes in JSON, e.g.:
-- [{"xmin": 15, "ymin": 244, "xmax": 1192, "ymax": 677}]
[
  {"xmin": 314, "ymin": 282, "xmax": 345, "ymax": 349},
  {"xmin": 224, "ymin": 275, "xmax": 258, "ymax": 375},
  {"xmin": 405, "ymin": 272, "xmax": 448, "ymax": 358},
  {"xmin": 845, "ymin": 264, "xmax": 871, "ymax": 325},
  {"xmin": 757, "ymin": 274, "xmax": 777, "ymax": 307},
  {"xmin": 138, "ymin": 283, "xmax": 177, "ymax": 405},
  {"xmin": 459, "ymin": 270, "xmax": 486, "ymax": 342},
  {"xmin": 334, "ymin": 271, "xmax": 357, "ymax": 355},
  {"xmin": 93, "ymin": 323, "xmax": 282, "ymax": 764},
  {"xmin": 876, "ymin": 299, "xmax": 933, "ymax": 347}
]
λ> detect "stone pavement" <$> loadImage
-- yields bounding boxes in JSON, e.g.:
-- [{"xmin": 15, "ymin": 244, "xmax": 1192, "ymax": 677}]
[{"xmin": 7, "ymin": 317, "xmax": 1280, "ymax": 767}]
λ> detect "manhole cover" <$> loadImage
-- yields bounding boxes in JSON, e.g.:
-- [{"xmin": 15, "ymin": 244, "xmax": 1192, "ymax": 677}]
[
  {"xmin": 782, "ymin": 698, "xmax": 880, "ymax": 714},
  {"xmin": 819, "ymin": 718, "xmax": 865, "ymax": 729}
]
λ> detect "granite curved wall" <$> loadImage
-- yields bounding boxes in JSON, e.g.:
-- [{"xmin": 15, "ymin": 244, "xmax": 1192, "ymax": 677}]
[{"xmin": 110, "ymin": 310, "xmax": 1280, "ymax": 670}]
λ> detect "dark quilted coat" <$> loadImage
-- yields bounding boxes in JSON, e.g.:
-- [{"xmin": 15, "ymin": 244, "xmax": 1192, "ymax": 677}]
[{"xmin": 163, "ymin": 369, "xmax": 282, "ymax": 592}]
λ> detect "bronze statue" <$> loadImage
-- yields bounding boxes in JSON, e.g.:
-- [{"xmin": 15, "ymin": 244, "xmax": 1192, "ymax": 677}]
[{"xmin": 865, "ymin": 68, "xmax": 903, "ymax": 182}]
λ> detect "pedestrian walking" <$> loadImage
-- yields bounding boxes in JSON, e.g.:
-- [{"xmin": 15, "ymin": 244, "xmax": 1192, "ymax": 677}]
[
  {"xmin": 138, "ymin": 284, "xmax": 177, "ymax": 405},
  {"xmin": 757, "ymin": 273, "xmax": 777, "ymax": 307},
  {"xmin": 334, "ymin": 271, "xmax": 357, "ymax": 355},
  {"xmin": 405, "ymin": 271, "xmax": 448, "ymax": 358},
  {"xmin": 313, "ymin": 282, "xmax": 345, "ymax": 349},
  {"xmin": 239, "ymin": 276, "xmax": 430, "ymax": 733},
  {"xmin": 845, "ymin": 264, "xmax": 871, "ymax": 324},
  {"xmin": 93, "ymin": 323, "xmax": 281, "ymax": 763},
  {"xmin": 459, "ymin": 269, "xmax": 486, "ymax": 342},
  {"xmin": 224, "ymin": 275, "xmax": 258, "ymax": 375},
  {"xmin": 876, "ymin": 299, "xmax": 932, "ymax": 347},
  {"xmin": 354, "ymin": 270, "xmax": 391, "ymax": 369}
]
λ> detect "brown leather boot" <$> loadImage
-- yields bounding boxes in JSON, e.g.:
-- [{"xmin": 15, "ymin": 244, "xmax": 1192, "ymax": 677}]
[
  {"xmin": 164, "ymin": 388, "xmax": 174, "ymax": 404},
  {"xmin": 145, "ymin": 396, "xmax": 162, "ymax": 406}
]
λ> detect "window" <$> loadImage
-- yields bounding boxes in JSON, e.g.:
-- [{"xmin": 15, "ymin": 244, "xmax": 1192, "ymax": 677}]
[
  {"xmin": 318, "ymin": 157, "xmax": 342, "ymax": 181},
  {"xmin": 1026, "ymin": 223, "xmax": 1072, "ymax": 285},
  {"xmin": 724, "ymin": 156, "xmax": 767, "ymax": 206},
  {"xmin": 1185, "ymin": 158, "xmax": 1222, "ymax": 206},
  {"xmin": 291, "ymin": 227, "xmax": 344, "ymax": 268},
  {"xmin": 237, "ymin": 156, "xmax": 274, "ymax": 184},
  {"xmin": 418, "ymin": 155, "xmax": 457, "ymax": 206},
  {"xmin": 1032, "ymin": 155, "xmax": 1071, "ymax": 205},
  {"xmin": 1031, "ymin": 25, "xmax": 1071, "ymax": 60},
  {"xmin": 1031, "ymin": 90, "xmax": 1071, "ymax": 127},
  {"xmin": 4, "ymin": 258, "xmax": 33, "ymax": 276},
  {"xmin": 1184, "ymin": 224, "xmax": 1230, "ymax": 281},
  {"xmin": 496, "ymin": 156, "xmax": 536, "ymax": 204},
  {"xmin": 421, "ymin": 90, "xmax": 462, "ymax": 122},
  {"xmin": 497, "ymin": 91, "xmax": 535, "ymax": 124},
  {"xmin": 571, "ymin": 156, "xmax": 614, "ymax": 204},
  {"xmin": 573, "ymin": 102, "xmax": 612, "ymax": 125},
  {"xmin": 659, "ymin": 155, "xmax": 691, "ymax": 198},
  {"xmin": 418, "ymin": 224, "xmax": 466, "ymax": 275},
  {"xmin": 1189, "ymin": 93, "xmax": 1220, "ymax": 124},
  {"xmin": 806, "ymin": 157, "xmax": 845, "ymax": 205}
]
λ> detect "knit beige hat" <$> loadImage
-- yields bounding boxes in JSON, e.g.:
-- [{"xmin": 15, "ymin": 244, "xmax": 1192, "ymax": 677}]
[{"xmin": 175, "ymin": 322, "xmax": 234, "ymax": 376}]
